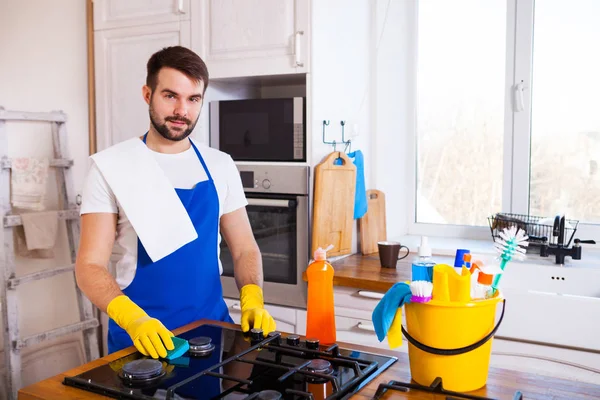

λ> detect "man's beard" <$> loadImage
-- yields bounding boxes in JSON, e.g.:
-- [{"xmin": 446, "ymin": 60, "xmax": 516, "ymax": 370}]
[{"xmin": 149, "ymin": 104, "xmax": 199, "ymax": 142}]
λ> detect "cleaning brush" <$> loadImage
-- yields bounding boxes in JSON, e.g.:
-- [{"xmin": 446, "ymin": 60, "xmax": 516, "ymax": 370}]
[
  {"xmin": 410, "ymin": 280, "xmax": 433, "ymax": 303},
  {"xmin": 492, "ymin": 226, "xmax": 529, "ymax": 293}
]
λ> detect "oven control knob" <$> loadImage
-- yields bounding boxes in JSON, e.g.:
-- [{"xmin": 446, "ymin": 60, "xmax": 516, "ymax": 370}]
[
  {"xmin": 267, "ymin": 331, "xmax": 281, "ymax": 344},
  {"xmin": 262, "ymin": 179, "xmax": 271, "ymax": 189},
  {"xmin": 306, "ymin": 338, "xmax": 320, "ymax": 349},
  {"xmin": 286, "ymin": 334, "xmax": 300, "ymax": 346},
  {"xmin": 250, "ymin": 328, "xmax": 264, "ymax": 341}
]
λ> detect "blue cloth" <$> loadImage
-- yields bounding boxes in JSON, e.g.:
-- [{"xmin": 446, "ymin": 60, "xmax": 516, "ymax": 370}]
[
  {"xmin": 372, "ymin": 282, "xmax": 412, "ymax": 342},
  {"xmin": 108, "ymin": 134, "xmax": 233, "ymax": 354},
  {"xmin": 348, "ymin": 150, "xmax": 367, "ymax": 219}
]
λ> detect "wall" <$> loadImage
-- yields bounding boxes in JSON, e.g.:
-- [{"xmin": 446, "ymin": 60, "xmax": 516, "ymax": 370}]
[
  {"xmin": 310, "ymin": 0, "xmax": 373, "ymax": 254},
  {"xmin": 372, "ymin": 0, "xmax": 416, "ymax": 240},
  {"xmin": 0, "ymin": 0, "xmax": 90, "ymax": 395}
]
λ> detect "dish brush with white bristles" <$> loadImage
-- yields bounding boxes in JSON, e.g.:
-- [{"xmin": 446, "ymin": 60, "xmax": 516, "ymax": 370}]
[
  {"xmin": 410, "ymin": 281, "xmax": 433, "ymax": 303},
  {"xmin": 491, "ymin": 226, "xmax": 529, "ymax": 293}
]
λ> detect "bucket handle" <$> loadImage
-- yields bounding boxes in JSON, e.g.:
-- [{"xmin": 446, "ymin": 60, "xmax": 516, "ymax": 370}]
[{"xmin": 401, "ymin": 299, "xmax": 506, "ymax": 356}]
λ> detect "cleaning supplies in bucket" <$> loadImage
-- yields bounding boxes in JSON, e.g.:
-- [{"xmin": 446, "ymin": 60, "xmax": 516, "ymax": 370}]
[
  {"xmin": 411, "ymin": 236, "xmax": 435, "ymax": 282},
  {"xmin": 410, "ymin": 281, "xmax": 433, "ymax": 303},
  {"xmin": 491, "ymin": 226, "xmax": 529, "ymax": 294},
  {"xmin": 403, "ymin": 294, "xmax": 506, "ymax": 392},
  {"xmin": 372, "ymin": 279, "xmax": 507, "ymax": 392},
  {"xmin": 431, "ymin": 264, "xmax": 471, "ymax": 303},
  {"xmin": 470, "ymin": 260, "xmax": 503, "ymax": 300}
]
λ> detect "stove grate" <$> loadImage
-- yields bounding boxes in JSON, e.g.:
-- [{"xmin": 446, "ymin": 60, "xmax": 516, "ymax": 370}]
[{"xmin": 372, "ymin": 377, "xmax": 524, "ymax": 400}]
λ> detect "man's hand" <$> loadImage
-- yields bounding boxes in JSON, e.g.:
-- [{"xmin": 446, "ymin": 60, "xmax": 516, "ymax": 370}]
[
  {"xmin": 107, "ymin": 295, "xmax": 174, "ymax": 359},
  {"xmin": 240, "ymin": 284, "xmax": 276, "ymax": 335}
]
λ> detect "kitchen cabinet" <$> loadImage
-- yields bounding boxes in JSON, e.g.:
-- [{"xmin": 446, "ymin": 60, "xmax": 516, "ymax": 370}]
[
  {"xmin": 191, "ymin": 0, "xmax": 310, "ymax": 79},
  {"xmin": 94, "ymin": 22, "xmax": 191, "ymax": 151},
  {"xmin": 223, "ymin": 298, "xmax": 298, "ymax": 334},
  {"xmin": 491, "ymin": 338, "xmax": 600, "ymax": 385},
  {"xmin": 326, "ymin": 287, "xmax": 407, "ymax": 352},
  {"xmin": 93, "ymin": 0, "xmax": 190, "ymax": 30}
]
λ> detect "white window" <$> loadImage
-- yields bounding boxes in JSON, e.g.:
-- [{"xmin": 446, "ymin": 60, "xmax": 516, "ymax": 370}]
[{"xmin": 411, "ymin": 0, "xmax": 600, "ymax": 243}]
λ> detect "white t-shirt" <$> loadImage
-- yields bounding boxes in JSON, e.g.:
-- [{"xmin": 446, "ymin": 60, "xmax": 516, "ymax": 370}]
[{"xmin": 80, "ymin": 142, "xmax": 248, "ymax": 290}]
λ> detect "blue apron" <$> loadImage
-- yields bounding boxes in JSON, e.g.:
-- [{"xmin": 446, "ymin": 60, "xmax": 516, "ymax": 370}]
[{"xmin": 108, "ymin": 135, "xmax": 233, "ymax": 353}]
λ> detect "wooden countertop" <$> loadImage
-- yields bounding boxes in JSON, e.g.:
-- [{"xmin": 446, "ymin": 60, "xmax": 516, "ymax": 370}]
[
  {"xmin": 19, "ymin": 320, "xmax": 600, "ymax": 400},
  {"xmin": 302, "ymin": 253, "xmax": 411, "ymax": 292}
]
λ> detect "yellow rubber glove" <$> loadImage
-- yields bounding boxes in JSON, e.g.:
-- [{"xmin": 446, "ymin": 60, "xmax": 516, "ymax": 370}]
[
  {"xmin": 107, "ymin": 295, "xmax": 174, "ymax": 359},
  {"xmin": 240, "ymin": 284, "xmax": 276, "ymax": 336},
  {"xmin": 387, "ymin": 308, "xmax": 404, "ymax": 349}
]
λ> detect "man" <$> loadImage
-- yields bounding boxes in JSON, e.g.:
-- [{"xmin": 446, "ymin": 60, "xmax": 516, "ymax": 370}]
[{"xmin": 75, "ymin": 46, "xmax": 276, "ymax": 360}]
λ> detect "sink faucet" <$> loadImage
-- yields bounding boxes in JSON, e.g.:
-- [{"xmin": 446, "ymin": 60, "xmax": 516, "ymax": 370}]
[{"xmin": 540, "ymin": 215, "xmax": 595, "ymax": 264}]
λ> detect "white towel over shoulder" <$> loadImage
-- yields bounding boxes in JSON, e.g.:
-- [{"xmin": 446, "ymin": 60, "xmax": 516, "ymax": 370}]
[{"xmin": 90, "ymin": 138, "xmax": 198, "ymax": 262}]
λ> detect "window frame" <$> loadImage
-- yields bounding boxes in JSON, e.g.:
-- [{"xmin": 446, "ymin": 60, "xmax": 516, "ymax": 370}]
[{"xmin": 408, "ymin": 0, "xmax": 600, "ymax": 245}]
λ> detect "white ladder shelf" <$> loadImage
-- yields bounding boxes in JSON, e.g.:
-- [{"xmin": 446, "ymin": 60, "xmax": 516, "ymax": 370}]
[{"xmin": 0, "ymin": 106, "xmax": 100, "ymax": 400}]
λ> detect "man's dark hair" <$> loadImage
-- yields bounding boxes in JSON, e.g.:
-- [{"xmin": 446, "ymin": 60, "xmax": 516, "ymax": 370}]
[{"xmin": 146, "ymin": 46, "xmax": 209, "ymax": 93}]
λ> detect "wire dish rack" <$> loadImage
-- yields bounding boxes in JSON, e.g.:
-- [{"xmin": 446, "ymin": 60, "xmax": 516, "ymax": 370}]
[{"xmin": 488, "ymin": 213, "xmax": 579, "ymax": 253}]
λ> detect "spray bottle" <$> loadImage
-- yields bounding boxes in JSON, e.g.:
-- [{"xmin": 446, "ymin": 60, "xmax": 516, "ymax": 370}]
[
  {"xmin": 409, "ymin": 237, "xmax": 436, "ymax": 302},
  {"xmin": 305, "ymin": 244, "xmax": 336, "ymax": 344}
]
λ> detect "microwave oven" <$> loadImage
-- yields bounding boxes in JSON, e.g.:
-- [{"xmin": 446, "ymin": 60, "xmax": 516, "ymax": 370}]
[{"xmin": 209, "ymin": 97, "xmax": 305, "ymax": 162}]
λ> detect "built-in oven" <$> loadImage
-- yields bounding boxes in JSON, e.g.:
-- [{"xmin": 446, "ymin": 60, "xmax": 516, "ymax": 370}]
[
  {"xmin": 209, "ymin": 97, "xmax": 306, "ymax": 162},
  {"xmin": 219, "ymin": 165, "xmax": 309, "ymax": 308}
]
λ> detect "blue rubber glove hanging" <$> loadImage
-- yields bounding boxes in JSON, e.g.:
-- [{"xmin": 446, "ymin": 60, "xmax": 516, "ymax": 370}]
[{"xmin": 347, "ymin": 150, "xmax": 367, "ymax": 219}]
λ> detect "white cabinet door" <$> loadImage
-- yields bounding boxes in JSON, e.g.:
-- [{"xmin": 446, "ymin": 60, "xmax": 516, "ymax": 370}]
[
  {"xmin": 223, "ymin": 298, "xmax": 297, "ymax": 334},
  {"xmin": 93, "ymin": 0, "xmax": 190, "ymax": 30},
  {"xmin": 94, "ymin": 22, "xmax": 191, "ymax": 151},
  {"xmin": 192, "ymin": 0, "xmax": 309, "ymax": 78}
]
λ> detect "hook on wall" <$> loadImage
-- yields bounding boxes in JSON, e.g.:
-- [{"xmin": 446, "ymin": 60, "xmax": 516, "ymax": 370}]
[
  {"xmin": 322, "ymin": 120, "xmax": 352, "ymax": 155},
  {"xmin": 322, "ymin": 120, "xmax": 334, "ymax": 146}
]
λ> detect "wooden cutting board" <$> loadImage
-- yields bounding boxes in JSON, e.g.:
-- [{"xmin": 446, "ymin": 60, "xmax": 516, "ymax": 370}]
[
  {"xmin": 358, "ymin": 189, "xmax": 387, "ymax": 255},
  {"xmin": 312, "ymin": 151, "xmax": 356, "ymax": 257}
]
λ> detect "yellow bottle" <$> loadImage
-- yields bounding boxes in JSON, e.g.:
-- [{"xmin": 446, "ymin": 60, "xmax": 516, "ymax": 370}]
[{"xmin": 305, "ymin": 245, "xmax": 336, "ymax": 344}]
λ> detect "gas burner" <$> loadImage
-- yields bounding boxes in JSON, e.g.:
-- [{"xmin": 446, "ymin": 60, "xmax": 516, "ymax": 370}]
[
  {"xmin": 118, "ymin": 359, "xmax": 165, "ymax": 386},
  {"xmin": 257, "ymin": 390, "xmax": 282, "ymax": 400},
  {"xmin": 188, "ymin": 336, "xmax": 215, "ymax": 356},
  {"xmin": 304, "ymin": 359, "xmax": 334, "ymax": 383}
]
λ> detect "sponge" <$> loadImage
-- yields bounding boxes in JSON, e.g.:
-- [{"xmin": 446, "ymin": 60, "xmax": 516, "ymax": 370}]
[{"xmin": 164, "ymin": 337, "xmax": 189, "ymax": 360}]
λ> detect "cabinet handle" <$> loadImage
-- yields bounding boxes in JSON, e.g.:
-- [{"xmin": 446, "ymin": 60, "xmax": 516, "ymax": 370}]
[
  {"xmin": 177, "ymin": 0, "xmax": 185, "ymax": 14},
  {"xmin": 294, "ymin": 31, "xmax": 304, "ymax": 67},
  {"xmin": 230, "ymin": 303, "xmax": 241, "ymax": 311},
  {"xmin": 356, "ymin": 322, "xmax": 375, "ymax": 332},
  {"xmin": 356, "ymin": 290, "xmax": 384, "ymax": 300}
]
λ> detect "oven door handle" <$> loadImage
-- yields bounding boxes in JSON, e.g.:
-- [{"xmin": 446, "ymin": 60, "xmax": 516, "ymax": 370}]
[{"xmin": 247, "ymin": 198, "xmax": 297, "ymax": 208}]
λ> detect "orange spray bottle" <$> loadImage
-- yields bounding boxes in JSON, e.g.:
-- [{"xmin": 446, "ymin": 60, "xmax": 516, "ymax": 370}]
[{"xmin": 305, "ymin": 244, "xmax": 336, "ymax": 344}]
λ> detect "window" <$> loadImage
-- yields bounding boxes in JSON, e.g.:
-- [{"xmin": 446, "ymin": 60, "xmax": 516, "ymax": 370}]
[{"xmin": 412, "ymin": 0, "xmax": 600, "ymax": 240}]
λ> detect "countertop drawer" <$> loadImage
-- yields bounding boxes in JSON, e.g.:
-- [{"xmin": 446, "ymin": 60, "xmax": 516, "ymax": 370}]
[
  {"xmin": 334, "ymin": 286, "xmax": 385, "ymax": 313},
  {"xmin": 334, "ymin": 315, "xmax": 408, "ymax": 354}
]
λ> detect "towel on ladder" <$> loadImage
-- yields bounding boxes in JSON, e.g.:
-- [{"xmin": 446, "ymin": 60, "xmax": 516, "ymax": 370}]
[
  {"xmin": 10, "ymin": 157, "xmax": 50, "ymax": 210},
  {"xmin": 13, "ymin": 211, "xmax": 59, "ymax": 259}
]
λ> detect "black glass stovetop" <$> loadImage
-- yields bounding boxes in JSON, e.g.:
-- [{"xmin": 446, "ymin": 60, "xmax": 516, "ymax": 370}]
[{"xmin": 63, "ymin": 324, "xmax": 397, "ymax": 400}]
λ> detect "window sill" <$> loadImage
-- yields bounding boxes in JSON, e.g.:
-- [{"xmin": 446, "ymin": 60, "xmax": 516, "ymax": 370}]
[{"xmin": 394, "ymin": 234, "xmax": 600, "ymax": 270}]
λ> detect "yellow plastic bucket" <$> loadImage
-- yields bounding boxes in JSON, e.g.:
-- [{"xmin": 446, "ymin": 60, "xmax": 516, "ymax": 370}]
[{"xmin": 402, "ymin": 294, "xmax": 505, "ymax": 392}]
